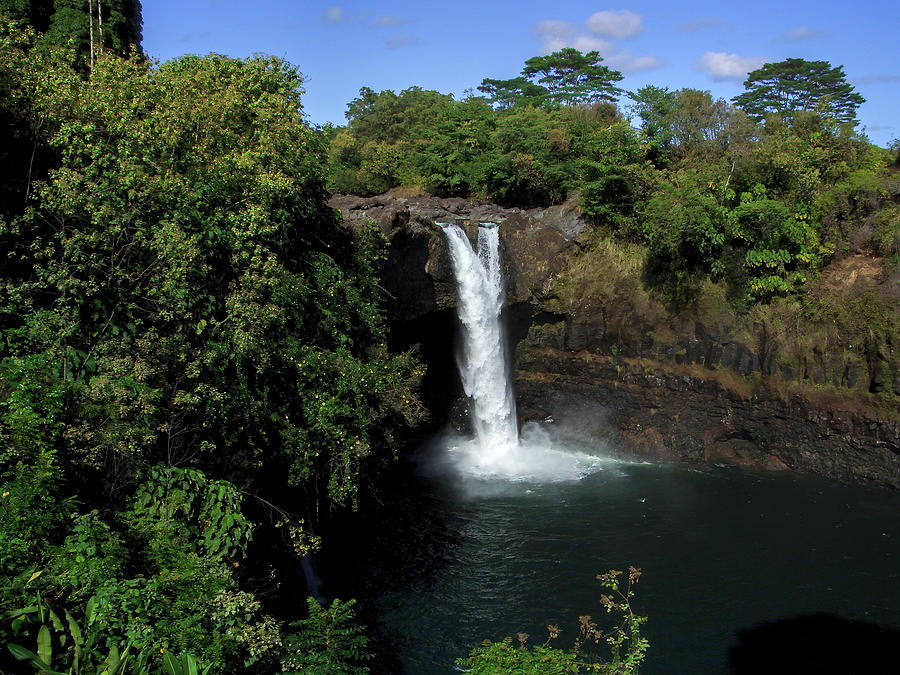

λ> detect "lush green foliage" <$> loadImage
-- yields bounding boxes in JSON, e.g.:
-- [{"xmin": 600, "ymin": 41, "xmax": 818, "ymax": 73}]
[
  {"xmin": 1, "ymin": 19, "xmax": 895, "ymax": 674},
  {"xmin": 733, "ymin": 58, "xmax": 865, "ymax": 124},
  {"xmin": 329, "ymin": 85, "xmax": 497, "ymax": 197},
  {"xmin": 326, "ymin": 48, "xmax": 894, "ymax": 308},
  {"xmin": 458, "ymin": 568, "xmax": 649, "ymax": 674},
  {"xmin": 0, "ymin": 13, "xmax": 420, "ymax": 674},
  {"xmin": 280, "ymin": 597, "xmax": 371, "ymax": 674},
  {"xmin": 1, "ymin": 0, "xmax": 142, "ymax": 70},
  {"xmin": 520, "ymin": 48, "xmax": 624, "ymax": 106}
]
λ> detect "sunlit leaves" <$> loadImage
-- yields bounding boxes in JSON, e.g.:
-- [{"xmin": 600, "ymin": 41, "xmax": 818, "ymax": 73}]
[{"xmin": 733, "ymin": 58, "xmax": 865, "ymax": 125}]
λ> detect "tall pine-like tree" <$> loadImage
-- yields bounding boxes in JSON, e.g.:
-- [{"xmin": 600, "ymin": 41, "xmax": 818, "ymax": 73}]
[
  {"xmin": 522, "ymin": 47, "xmax": 624, "ymax": 106},
  {"xmin": 733, "ymin": 58, "xmax": 864, "ymax": 124}
]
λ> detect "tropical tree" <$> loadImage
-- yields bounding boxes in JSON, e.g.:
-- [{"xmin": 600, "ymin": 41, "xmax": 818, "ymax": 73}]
[
  {"xmin": 521, "ymin": 47, "xmax": 624, "ymax": 106},
  {"xmin": 477, "ymin": 76, "xmax": 548, "ymax": 109},
  {"xmin": 482, "ymin": 105, "xmax": 574, "ymax": 205},
  {"xmin": 0, "ymin": 27, "xmax": 423, "ymax": 671},
  {"xmin": 628, "ymin": 84, "xmax": 678, "ymax": 160},
  {"xmin": 733, "ymin": 58, "xmax": 865, "ymax": 124}
]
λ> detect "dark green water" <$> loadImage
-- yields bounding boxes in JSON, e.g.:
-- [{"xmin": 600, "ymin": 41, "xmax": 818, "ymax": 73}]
[{"xmin": 372, "ymin": 448, "xmax": 900, "ymax": 673}]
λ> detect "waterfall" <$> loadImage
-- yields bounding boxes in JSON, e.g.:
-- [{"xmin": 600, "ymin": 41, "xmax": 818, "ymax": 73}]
[
  {"xmin": 440, "ymin": 222, "xmax": 518, "ymax": 459},
  {"xmin": 437, "ymin": 222, "xmax": 602, "ymax": 483}
]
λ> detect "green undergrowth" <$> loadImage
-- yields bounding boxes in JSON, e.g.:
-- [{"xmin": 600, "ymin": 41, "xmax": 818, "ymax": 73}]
[{"xmin": 458, "ymin": 568, "xmax": 649, "ymax": 675}]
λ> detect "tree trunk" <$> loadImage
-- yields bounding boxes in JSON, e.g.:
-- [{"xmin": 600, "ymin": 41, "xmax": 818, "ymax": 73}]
[
  {"xmin": 97, "ymin": 0, "xmax": 104, "ymax": 54},
  {"xmin": 87, "ymin": 0, "xmax": 94, "ymax": 69}
]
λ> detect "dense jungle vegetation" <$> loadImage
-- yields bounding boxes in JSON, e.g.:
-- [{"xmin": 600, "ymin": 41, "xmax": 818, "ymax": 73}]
[
  {"xmin": 0, "ymin": 3, "xmax": 423, "ymax": 673},
  {"xmin": 0, "ymin": 2, "xmax": 897, "ymax": 673},
  {"xmin": 327, "ymin": 49, "xmax": 898, "ymax": 309}
]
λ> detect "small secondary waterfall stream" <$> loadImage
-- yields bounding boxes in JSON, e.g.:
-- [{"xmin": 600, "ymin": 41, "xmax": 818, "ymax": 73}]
[{"xmin": 440, "ymin": 222, "xmax": 518, "ymax": 458}]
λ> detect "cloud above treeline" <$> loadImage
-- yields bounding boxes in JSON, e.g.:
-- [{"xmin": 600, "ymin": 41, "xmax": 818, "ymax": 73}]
[
  {"xmin": 856, "ymin": 73, "xmax": 900, "ymax": 84},
  {"xmin": 324, "ymin": 6, "xmax": 406, "ymax": 27},
  {"xmin": 780, "ymin": 25, "xmax": 823, "ymax": 41},
  {"xmin": 586, "ymin": 10, "xmax": 642, "ymax": 38},
  {"xmin": 677, "ymin": 16, "xmax": 731, "ymax": 33},
  {"xmin": 533, "ymin": 9, "xmax": 661, "ymax": 74},
  {"xmin": 534, "ymin": 20, "xmax": 614, "ymax": 54},
  {"xmin": 324, "ymin": 5, "xmax": 415, "ymax": 48},
  {"xmin": 694, "ymin": 51, "xmax": 768, "ymax": 81}
]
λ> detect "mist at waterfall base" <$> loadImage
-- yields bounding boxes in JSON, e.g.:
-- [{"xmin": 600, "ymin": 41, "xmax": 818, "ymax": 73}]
[{"xmin": 361, "ymin": 224, "xmax": 900, "ymax": 673}]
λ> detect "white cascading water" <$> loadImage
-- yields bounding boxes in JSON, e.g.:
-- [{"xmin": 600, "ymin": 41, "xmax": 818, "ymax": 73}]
[
  {"xmin": 438, "ymin": 221, "xmax": 607, "ymax": 483},
  {"xmin": 440, "ymin": 223, "xmax": 518, "ymax": 458}
]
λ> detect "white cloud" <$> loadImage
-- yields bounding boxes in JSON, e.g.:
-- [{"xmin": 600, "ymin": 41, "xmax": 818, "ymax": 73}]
[
  {"xmin": 695, "ymin": 51, "xmax": 768, "ymax": 81},
  {"xmin": 572, "ymin": 35, "xmax": 616, "ymax": 54},
  {"xmin": 606, "ymin": 50, "xmax": 663, "ymax": 73},
  {"xmin": 324, "ymin": 6, "xmax": 343, "ymax": 24},
  {"xmin": 586, "ymin": 10, "xmax": 642, "ymax": 38},
  {"xmin": 678, "ymin": 17, "xmax": 730, "ymax": 33},
  {"xmin": 531, "ymin": 12, "xmax": 658, "ymax": 70},
  {"xmin": 781, "ymin": 26, "xmax": 823, "ymax": 41},
  {"xmin": 534, "ymin": 20, "xmax": 576, "ymax": 44},
  {"xmin": 375, "ymin": 14, "xmax": 406, "ymax": 27},
  {"xmin": 385, "ymin": 34, "xmax": 417, "ymax": 49},
  {"xmin": 325, "ymin": 6, "xmax": 409, "ymax": 29},
  {"xmin": 856, "ymin": 73, "xmax": 900, "ymax": 84},
  {"xmin": 534, "ymin": 19, "xmax": 614, "ymax": 55}
]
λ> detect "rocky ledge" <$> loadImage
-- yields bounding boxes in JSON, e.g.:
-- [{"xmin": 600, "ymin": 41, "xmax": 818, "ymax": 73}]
[
  {"xmin": 328, "ymin": 192, "xmax": 588, "ymax": 319},
  {"xmin": 516, "ymin": 347, "xmax": 899, "ymax": 489}
]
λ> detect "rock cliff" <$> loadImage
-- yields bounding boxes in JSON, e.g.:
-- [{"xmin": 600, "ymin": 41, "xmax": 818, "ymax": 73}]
[{"xmin": 329, "ymin": 193, "xmax": 900, "ymax": 488}]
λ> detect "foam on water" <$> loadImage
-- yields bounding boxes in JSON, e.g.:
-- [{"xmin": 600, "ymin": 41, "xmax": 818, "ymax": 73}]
[{"xmin": 444, "ymin": 422, "xmax": 614, "ymax": 483}]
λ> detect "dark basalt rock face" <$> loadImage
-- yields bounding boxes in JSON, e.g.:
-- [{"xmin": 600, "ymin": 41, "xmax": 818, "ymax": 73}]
[
  {"xmin": 328, "ymin": 193, "xmax": 588, "ymax": 319},
  {"xmin": 330, "ymin": 193, "xmax": 900, "ymax": 488},
  {"xmin": 516, "ymin": 348, "xmax": 899, "ymax": 489}
]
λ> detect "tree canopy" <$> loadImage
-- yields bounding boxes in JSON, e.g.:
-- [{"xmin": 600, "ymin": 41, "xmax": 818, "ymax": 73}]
[
  {"xmin": 732, "ymin": 58, "xmax": 865, "ymax": 124},
  {"xmin": 325, "ymin": 55, "xmax": 896, "ymax": 307},
  {"xmin": 477, "ymin": 76, "xmax": 548, "ymax": 109},
  {"xmin": 1, "ymin": 0, "xmax": 142, "ymax": 69},
  {"xmin": 521, "ymin": 48, "xmax": 624, "ymax": 106},
  {"xmin": 0, "ymin": 16, "xmax": 421, "ymax": 672},
  {"xmin": 479, "ymin": 48, "xmax": 624, "ymax": 109}
]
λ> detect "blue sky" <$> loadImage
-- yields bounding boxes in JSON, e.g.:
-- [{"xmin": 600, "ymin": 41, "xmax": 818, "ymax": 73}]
[{"xmin": 143, "ymin": 1, "xmax": 899, "ymax": 147}]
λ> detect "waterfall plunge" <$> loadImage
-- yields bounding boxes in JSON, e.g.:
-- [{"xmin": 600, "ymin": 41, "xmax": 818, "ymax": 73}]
[
  {"xmin": 441, "ymin": 223, "xmax": 518, "ymax": 459},
  {"xmin": 437, "ymin": 221, "xmax": 608, "ymax": 483}
]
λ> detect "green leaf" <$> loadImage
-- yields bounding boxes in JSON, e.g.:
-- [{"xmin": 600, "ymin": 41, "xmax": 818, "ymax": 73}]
[
  {"xmin": 64, "ymin": 609, "xmax": 84, "ymax": 646},
  {"xmin": 47, "ymin": 608, "xmax": 64, "ymax": 636},
  {"xmin": 37, "ymin": 625, "xmax": 51, "ymax": 666},
  {"xmin": 8, "ymin": 642, "xmax": 45, "ymax": 667},
  {"xmin": 161, "ymin": 652, "xmax": 178, "ymax": 675},
  {"xmin": 4, "ymin": 604, "xmax": 39, "ymax": 619},
  {"xmin": 100, "ymin": 644, "xmax": 120, "ymax": 675},
  {"xmin": 64, "ymin": 609, "xmax": 84, "ymax": 671},
  {"xmin": 7, "ymin": 643, "xmax": 66, "ymax": 673}
]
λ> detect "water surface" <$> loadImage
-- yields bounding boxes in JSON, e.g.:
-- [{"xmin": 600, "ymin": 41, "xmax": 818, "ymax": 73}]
[{"xmin": 373, "ymin": 446, "xmax": 900, "ymax": 673}]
